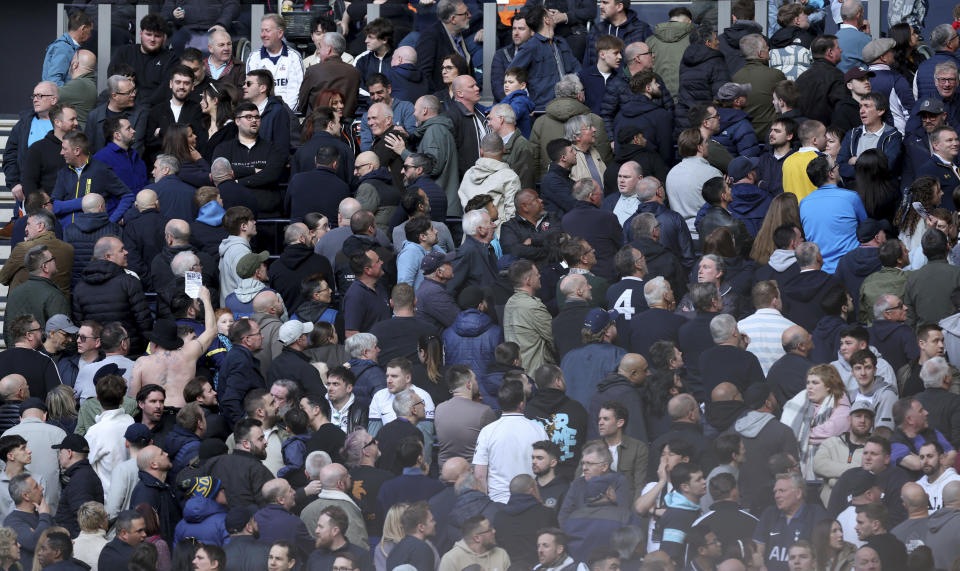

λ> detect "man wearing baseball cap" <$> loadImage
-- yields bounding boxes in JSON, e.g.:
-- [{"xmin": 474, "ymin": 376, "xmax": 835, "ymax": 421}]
[
  {"xmin": 224, "ymin": 250, "xmax": 273, "ymax": 319},
  {"xmin": 559, "ymin": 308, "xmax": 626, "ymax": 408},
  {"xmin": 832, "ymin": 67, "xmax": 875, "ymax": 134},
  {"xmin": 222, "ymin": 505, "xmax": 271, "ymax": 569},
  {"xmin": 726, "ymin": 156, "xmax": 771, "ymax": 236},
  {"xmin": 864, "ymin": 37, "xmax": 914, "ymax": 133},
  {"xmin": 40, "ymin": 314, "xmax": 78, "ymax": 362},
  {"xmin": 904, "ymin": 97, "xmax": 949, "ymax": 183},
  {"xmin": 714, "ymin": 83, "xmax": 762, "ymax": 158},
  {"xmin": 267, "ymin": 320, "xmax": 325, "ymax": 396},
  {"xmin": 52, "ymin": 433, "xmax": 103, "ymax": 536},
  {"xmin": 105, "ymin": 424, "xmax": 153, "ymax": 520}
]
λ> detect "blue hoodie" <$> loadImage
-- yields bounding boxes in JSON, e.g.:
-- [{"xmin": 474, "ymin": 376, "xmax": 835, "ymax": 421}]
[
  {"xmin": 502, "ymin": 90, "xmax": 535, "ymax": 138},
  {"xmin": 173, "ymin": 495, "xmax": 229, "ymax": 547},
  {"xmin": 197, "ymin": 201, "xmax": 226, "ymax": 227},
  {"xmin": 729, "ymin": 182, "xmax": 773, "ymax": 236}
]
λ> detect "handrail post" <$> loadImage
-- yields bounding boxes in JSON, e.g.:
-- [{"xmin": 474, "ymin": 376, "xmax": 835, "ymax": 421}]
[{"xmin": 97, "ymin": 4, "xmax": 111, "ymax": 92}]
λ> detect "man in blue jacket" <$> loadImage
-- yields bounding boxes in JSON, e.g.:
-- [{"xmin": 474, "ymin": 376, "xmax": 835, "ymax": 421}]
[
  {"xmin": 837, "ymin": 92, "xmax": 903, "ymax": 181},
  {"xmin": 52, "ymin": 132, "xmax": 133, "ymax": 227},
  {"xmin": 561, "ymin": 179, "xmax": 623, "ymax": 282},
  {"xmin": 42, "ymin": 11, "xmax": 92, "ymax": 87},
  {"xmin": 219, "ymin": 318, "xmax": 267, "ymax": 426},
  {"xmin": 510, "ymin": 4, "xmax": 581, "ymax": 110},
  {"xmin": 93, "ymin": 116, "xmax": 149, "ymax": 195},
  {"xmin": 492, "ymin": 14, "xmax": 535, "ymax": 102}
]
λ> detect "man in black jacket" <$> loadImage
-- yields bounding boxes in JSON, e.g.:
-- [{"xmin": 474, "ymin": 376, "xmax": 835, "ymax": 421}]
[
  {"xmin": 624, "ymin": 177, "xmax": 695, "ymax": 271},
  {"xmin": 286, "ymin": 147, "xmax": 351, "ymax": 223},
  {"xmin": 629, "ymin": 213, "xmax": 688, "ymax": 301},
  {"xmin": 21, "ymin": 104, "xmax": 78, "ymax": 197},
  {"xmin": 526, "ymin": 364, "xmax": 589, "ymax": 479},
  {"xmin": 52, "ymin": 433, "xmax": 103, "ymax": 537},
  {"xmin": 207, "ymin": 418, "xmax": 274, "ymax": 507},
  {"xmin": 150, "ymin": 217, "xmax": 217, "ymax": 303},
  {"xmin": 268, "ymin": 321, "xmax": 326, "ymax": 396},
  {"xmin": 767, "ymin": 325, "xmax": 815, "ymax": 407},
  {"xmin": 447, "ymin": 75, "xmax": 487, "ymax": 178},
  {"xmin": 446, "ymin": 209, "xmax": 499, "ymax": 296},
  {"xmin": 63, "ymin": 193, "xmax": 123, "ymax": 287},
  {"xmin": 212, "ymin": 102, "xmax": 287, "ymax": 216},
  {"xmin": 267, "ymin": 222, "xmax": 334, "ymax": 311},
  {"xmin": 492, "ymin": 475, "xmax": 558, "ymax": 568},
  {"xmin": 795, "ymin": 35, "xmax": 848, "ymax": 126},
  {"xmin": 97, "ymin": 510, "xmax": 147, "ymax": 570},
  {"xmin": 500, "ymin": 189, "xmax": 562, "ymax": 264},
  {"xmin": 123, "ymin": 189, "xmax": 167, "ymax": 290},
  {"xmin": 130, "ymin": 444, "xmax": 181, "ymax": 543},
  {"xmin": 145, "ymin": 65, "xmax": 204, "ymax": 164},
  {"xmin": 222, "ymin": 505, "xmax": 271, "ymax": 571},
  {"xmin": 292, "ymin": 107, "xmax": 354, "ymax": 183},
  {"xmin": 416, "ymin": 0, "xmax": 472, "ymax": 93},
  {"xmin": 110, "ymin": 13, "xmax": 179, "ymax": 107}
]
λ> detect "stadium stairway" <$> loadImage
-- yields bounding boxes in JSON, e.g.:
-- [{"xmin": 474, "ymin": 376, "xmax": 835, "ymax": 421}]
[{"xmin": 0, "ymin": 118, "xmax": 19, "ymax": 347}]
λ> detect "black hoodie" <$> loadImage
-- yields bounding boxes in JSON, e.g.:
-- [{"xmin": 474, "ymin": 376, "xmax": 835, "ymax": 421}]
[
  {"xmin": 718, "ymin": 20, "xmax": 765, "ymax": 75},
  {"xmin": 526, "ymin": 388, "xmax": 590, "ymax": 479},
  {"xmin": 268, "ymin": 242, "xmax": 334, "ymax": 312},
  {"xmin": 780, "ymin": 269, "xmax": 841, "ymax": 332},
  {"xmin": 630, "ymin": 236, "xmax": 688, "ymax": 300}
]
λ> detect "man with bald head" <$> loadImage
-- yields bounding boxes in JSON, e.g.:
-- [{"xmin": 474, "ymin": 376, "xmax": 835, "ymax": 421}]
[
  {"xmin": 65, "ymin": 193, "xmax": 122, "ymax": 285},
  {"xmin": 57, "ymin": 50, "xmax": 98, "ymax": 129},
  {"xmin": 603, "ymin": 162, "xmax": 643, "ymax": 226},
  {"xmin": 301, "ymin": 463, "xmax": 368, "ymax": 548},
  {"xmin": 0, "ymin": 375, "xmax": 28, "ymax": 433},
  {"xmin": 891, "ymin": 481, "xmax": 930, "ymax": 552},
  {"xmin": 552, "ymin": 274, "xmax": 595, "ymax": 358},
  {"xmin": 151, "ymin": 216, "xmax": 210, "ymax": 294},
  {"xmin": 767, "ymin": 325, "xmax": 816, "ymax": 407},
  {"xmin": 268, "ymin": 222, "xmax": 334, "ymax": 312},
  {"xmin": 251, "ymin": 290, "xmax": 285, "ymax": 373},
  {"xmin": 255, "ymin": 478, "xmax": 314, "ymax": 555},
  {"xmin": 4, "ymin": 81, "xmax": 59, "ymax": 205},
  {"xmin": 650, "ymin": 394, "xmax": 710, "ymax": 472},
  {"xmin": 389, "ymin": 46, "xmax": 428, "ymax": 103},
  {"xmin": 448, "ymin": 75, "xmax": 487, "ymax": 179},
  {"xmin": 589, "ymin": 353, "xmax": 649, "ymax": 442},
  {"xmin": 425, "ymin": 457, "xmax": 471, "ymax": 552},
  {"xmin": 72, "ymin": 236, "xmax": 153, "ymax": 353},
  {"xmin": 367, "ymin": 102, "xmax": 407, "ymax": 190},
  {"xmin": 130, "ymin": 444, "xmax": 179, "ymax": 542}
]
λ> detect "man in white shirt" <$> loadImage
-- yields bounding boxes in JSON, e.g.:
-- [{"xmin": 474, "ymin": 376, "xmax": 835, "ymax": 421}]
[
  {"xmin": 246, "ymin": 14, "xmax": 303, "ymax": 111},
  {"xmin": 738, "ymin": 280, "xmax": 797, "ymax": 374},
  {"xmin": 83, "ymin": 370, "xmax": 134, "ymax": 496},
  {"xmin": 474, "ymin": 378, "xmax": 548, "ymax": 503},
  {"xmin": 367, "ymin": 357, "xmax": 435, "ymax": 436},
  {"xmin": 917, "ymin": 440, "xmax": 960, "ymax": 511},
  {"xmin": 605, "ymin": 161, "xmax": 643, "ymax": 226}
]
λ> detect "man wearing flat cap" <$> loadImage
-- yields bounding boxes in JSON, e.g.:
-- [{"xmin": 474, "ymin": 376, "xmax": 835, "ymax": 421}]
[
  {"xmin": 864, "ymin": 37, "xmax": 914, "ymax": 133},
  {"xmin": 53, "ymin": 433, "xmax": 103, "ymax": 537}
]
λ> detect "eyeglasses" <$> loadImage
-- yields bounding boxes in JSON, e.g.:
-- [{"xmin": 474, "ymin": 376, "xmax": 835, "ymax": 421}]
[
  {"xmin": 441, "ymin": 65, "xmax": 457, "ymax": 71},
  {"xmin": 77, "ymin": 335, "xmax": 99, "ymax": 342},
  {"xmin": 634, "ymin": 51, "xmax": 652, "ymax": 57},
  {"xmin": 401, "ymin": 164, "xmax": 417, "ymax": 170},
  {"xmin": 26, "ymin": 327, "xmax": 42, "ymax": 334},
  {"xmin": 244, "ymin": 331, "xmax": 263, "ymax": 339},
  {"xmin": 41, "ymin": 257, "xmax": 55, "ymax": 266},
  {"xmin": 43, "ymin": 199, "xmax": 54, "ymax": 206},
  {"xmin": 332, "ymin": 567, "xmax": 359, "ymax": 571},
  {"xmin": 476, "ymin": 528, "xmax": 494, "ymax": 535},
  {"xmin": 363, "ymin": 438, "xmax": 378, "ymax": 449},
  {"xmin": 412, "ymin": 400, "xmax": 425, "ymax": 408},
  {"xmin": 581, "ymin": 460, "xmax": 608, "ymax": 466},
  {"xmin": 355, "ymin": 163, "xmax": 374, "ymax": 169},
  {"xmin": 455, "ymin": 10, "xmax": 469, "ymax": 17},
  {"xmin": 936, "ymin": 77, "xmax": 958, "ymax": 84},
  {"xmin": 885, "ymin": 303, "xmax": 905, "ymax": 311},
  {"xmin": 705, "ymin": 114, "xmax": 719, "ymax": 121},
  {"xmin": 31, "ymin": 93, "xmax": 55, "ymax": 100},
  {"xmin": 238, "ymin": 114, "xmax": 261, "ymax": 121},
  {"xmin": 115, "ymin": 89, "xmax": 137, "ymax": 96}
]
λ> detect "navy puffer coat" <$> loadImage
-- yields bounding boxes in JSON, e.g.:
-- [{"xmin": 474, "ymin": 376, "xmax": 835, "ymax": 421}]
[{"xmin": 442, "ymin": 309, "xmax": 504, "ymax": 379}]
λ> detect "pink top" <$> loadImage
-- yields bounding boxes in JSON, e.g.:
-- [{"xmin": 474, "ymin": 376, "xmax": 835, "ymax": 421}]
[{"xmin": 808, "ymin": 394, "xmax": 851, "ymax": 445}]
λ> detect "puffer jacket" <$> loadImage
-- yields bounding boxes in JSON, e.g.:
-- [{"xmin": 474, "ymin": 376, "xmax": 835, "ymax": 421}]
[
  {"xmin": 502, "ymin": 89, "xmax": 535, "ymax": 138},
  {"xmin": 163, "ymin": 425, "xmax": 201, "ymax": 477},
  {"xmin": 71, "ymin": 259, "xmax": 152, "ymax": 354},
  {"xmin": 714, "ymin": 108, "xmax": 762, "ymax": 157},
  {"xmin": 268, "ymin": 243, "xmax": 334, "ymax": 312},
  {"xmin": 478, "ymin": 362, "xmax": 525, "ymax": 412},
  {"xmin": 648, "ymin": 20, "xmax": 695, "ymax": 101},
  {"xmin": 613, "ymin": 95, "xmax": 674, "ymax": 166},
  {"xmin": 531, "ymin": 97, "xmax": 613, "ymax": 178},
  {"xmin": 173, "ymin": 495, "xmax": 229, "ymax": 547},
  {"xmin": 510, "ymin": 33, "xmax": 581, "ymax": 110},
  {"xmin": 718, "ymin": 20, "xmax": 764, "ymax": 75},
  {"xmin": 442, "ymin": 309, "xmax": 503, "ymax": 379},
  {"xmin": 728, "ymin": 182, "xmax": 773, "ymax": 236},
  {"xmin": 676, "ymin": 44, "xmax": 730, "ymax": 129},
  {"xmin": 695, "ymin": 205, "xmax": 753, "ymax": 257},
  {"xmin": 458, "ymin": 158, "xmax": 521, "ymax": 223},
  {"xmin": 768, "ymin": 26, "xmax": 815, "ymax": 80},
  {"xmin": 346, "ymin": 358, "xmax": 387, "ymax": 409},
  {"xmin": 583, "ymin": 11, "xmax": 652, "ymax": 67},
  {"xmin": 63, "ymin": 212, "xmax": 123, "ymax": 286}
]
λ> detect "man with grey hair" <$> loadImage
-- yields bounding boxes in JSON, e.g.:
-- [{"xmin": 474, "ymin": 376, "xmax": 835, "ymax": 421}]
[
  {"xmin": 300, "ymin": 463, "xmax": 368, "ymax": 548},
  {"xmin": 366, "ymin": 102, "xmax": 407, "ymax": 190},
  {"xmin": 416, "ymin": 0, "xmax": 473, "ymax": 93},
  {"xmin": 63, "ymin": 193, "xmax": 122, "ymax": 286},
  {"xmin": 344, "ymin": 333, "xmax": 387, "ymax": 406},
  {"xmin": 205, "ymin": 28, "xmax": 245, "ymax": 90},
  {"xmin": 488, "ymin": 103, "xmax": 535, "ymax": 189},
  {"xmin": 699, "ymin": 313, "xmax": 763, "ymax": 395},
  {"xmin": 836, "ymin": 0, "xmax": 872, "ymax": 72},
  {"xmin": 915, "ymin": 24, "xmax": 960, "ymax": 102},
  {"xmin": 2, "ymin": 244, "xmax": 69, "ymax": 348},
  {"xmin": 531, "ymin": 74, "xmax": 612, "ymax": 177},
  {"xmin": 458, "ymin": 133, "xmax": 522, "ymax": 231},
  {"xmin": 248, "ymin": 13, "xmax": 304, "ymax": 112},
  {"xmin": 150, "ymin": 218, "xmax": 217, "ymax": 313},
  {"xmin": 916, "ymin": 356, "xmax": 960, "ymax": 449},
  {"xmin": 209, "ymin": 157, "xmax": 259, "ymax": 215},
  {"xmin": 84, "ymin": 75, "xmax": 147, "ymax": 154},
  {"xmin": 0, "ymin": 209, "xmax": 74, "ymax": 298},
  {"xmin": 732, "ymin": 33, "xmax": 787, "ymax": 138},
  {"xmin": 562, "ymin": 179, "xmax": 622, "ymax": 281},
  {"xmin": 867, "ymin": 294, "xmax": 919, "ymax": 373},
  {"xmin": 447, "ymin": 209, "xmax": 498, "ymax": 295},
  {"xmin": 565, "ymin": 114, "xmax": 606, "ymax": 186},
  {"xmin": 629, "ymin": 277, "xmax": 685, "ymax": 357},
  {"xmin": 780, "ymin": 241, "xmax": 843, "ymax": 332},
  {"xmin": 628, "ymin": 211, "xmax": 687, "ymax": 299},
  {"xmin": 754, "ymin": 472, "xmax": 827, "ymax": 569},
  {"xmin": 267, "ymin": 222, "xmax": 334, "ymax": 311},
  {"xmin": 624, "ymin": 176, "xmax": 696, "ymax": 270},
  {"xmin": 146, "ymin": 154, "xmax": 195, "ymax": 221},
  {"xmin": 298, "ymin": 31, "xmax": 359, "ymax": 117}
]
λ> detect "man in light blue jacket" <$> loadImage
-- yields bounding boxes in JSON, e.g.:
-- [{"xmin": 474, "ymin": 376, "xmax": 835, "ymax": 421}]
[{"xmin": 42, "ymin": 11, "xmax": 93, "ymax": 87}]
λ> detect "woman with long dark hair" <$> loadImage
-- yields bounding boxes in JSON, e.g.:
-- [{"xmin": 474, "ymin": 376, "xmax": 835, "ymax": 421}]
[
  {"xmin": 413, "ymin": 334, "xmax": 448, "ymax": 406},
  {"xmin": 162, "ymin": 124, "xmax": 210, "ymax": 188},
  {"xmin": 811, "ymin": 518, "xmax": 856, "ymax": 571},
  {"xmin": 199, "ymin": 82, "xmax": 238, "ymax": 163},
  {"xmin": 889, "ymin": 23, "xmax": 925, "ymax": 85},
  {"xmin": 854, "ymin": 149, "xmax": 899, "ymax": 223}
]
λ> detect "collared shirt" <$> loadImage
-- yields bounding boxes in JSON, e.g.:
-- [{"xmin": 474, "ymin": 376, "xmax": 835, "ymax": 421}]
[
  {"xmin": 754, "ymin": 503, "xmax": 828, "ymax": 571},
  {"xmin": 328, "ymin": 394, "xmax": 355, "ymax": 432},
  {"xmin": 856, "ymin": 124, "xmax": 886, "ymax": 156},
  {"xmin": 613, "ymin": 194, "xmax": 640, "ymax": 225}
]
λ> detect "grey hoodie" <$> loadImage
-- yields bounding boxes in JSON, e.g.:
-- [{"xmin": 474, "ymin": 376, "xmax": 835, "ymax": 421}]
[
  {"xmin": 768, "ymin": 249, "xmax": 797, "ymax": 272},
  {"xmin": 734, "ymin": 410, "xmax": 775, "ymax": 438},
  {"xmin": 408, "ymin": 114, "xmax": 459, "ymax": 213},
  {"xmin": 925, "ymin": 507, "xmax": 960, "ymax": 568},
  {"xmin": 830, "ymin": 346, "xmax": 896, "ymax": 398},
  {"xmin": 218, "ymin": 235, "xmax": 251, "ymax": 304}
]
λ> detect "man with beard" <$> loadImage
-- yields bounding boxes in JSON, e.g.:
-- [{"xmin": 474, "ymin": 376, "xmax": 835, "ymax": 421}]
[
  {"xmin": 183, "ymin": 377, "xmax": 230, "ymax": 440},
  {"xmin": 813, "ymin": 400, "xmax": 874, "ymax": 506},
  {"xmin": 145, "ymin": 65, "xmax": 204, "ymax": 164},
  {"xmin": 756, "ymin": 118, "xmax": 796, "ymax": 196},
  {"xmin": 110, "ymin": 14, "xmax": 179, "ymax": 107},
  {"xmin": 917, "ymin": 440, "xmax": 960, "ymax": 511},
  {"xmin": 208, "ymin": 418, "xmax": 274, "ymax": 507},
  {"xmin": 212, "ymin": 103, "xmax": 287, "ymax": 216}
]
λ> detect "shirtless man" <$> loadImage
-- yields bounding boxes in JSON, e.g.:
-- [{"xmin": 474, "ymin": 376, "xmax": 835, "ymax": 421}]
[{"xmin": 128, "ymin": 286, "xmax": 216, "ymax": 407}]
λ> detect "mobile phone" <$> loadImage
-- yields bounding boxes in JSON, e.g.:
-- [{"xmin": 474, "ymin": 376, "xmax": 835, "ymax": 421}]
[{"xmin": 912, "ymin": 201, "xmax": 930, "ymax": 220}]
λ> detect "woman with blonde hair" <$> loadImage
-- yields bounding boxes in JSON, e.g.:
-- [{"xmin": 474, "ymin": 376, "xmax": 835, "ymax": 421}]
[
  {"xmin": 44, "ymin": 386, "xmax": 77, "ymax": 434},
  {"xmin": 0, "ymin": 526, "xmax": 21, "ymax": 571},
  {"xmin": 73, "ymin": 502, "xmax": 109, "ymax": 570},
  {"xmin": 749, "ymin": 193, "xmax": 802, "ymax": 265},
  {"xmin": 781, "ymin": 364, "xmax": 851, "ymax": 479},
  {"xmin": 375, "ymin": 502, "xmax": 410, "ymax": 571}
]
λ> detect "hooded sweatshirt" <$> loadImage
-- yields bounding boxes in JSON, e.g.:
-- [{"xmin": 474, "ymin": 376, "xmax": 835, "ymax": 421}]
[
  {"xmin": 174, "ymin": 495, "xmax": 229, "ymax": 547},
  {"xmin": 218, "ymin": 235, "xmax": 250, "ymax": 304},
  {"xmin": 718, "ymin": 20, "xmax": 765, "ymax": 74},
  {"xmin": 831, "ymin": 347, "xmax": 897, "ymax": 399},
  {"xmin": 458, "ymin": 158, "xmax": 521, "ymax": 227},
  {"xmin": 729, "ymin": 182, "xmax": 773, "ymax": 236},
  {"xmin": 925, "ymin": 507, "xmax": 960, "ymax": 569},
  {"xmin": 835, "ymin": 247, "xmax": 882, "ymax": 316},
  {"xmin": 780, "ymin": 270, "xmax": 840, "ymax": 332},
  {"xmin": 525, "ymin": 388, "xmax": 589, "ymax": 476},
  {"xmin": 648, "ymin": 21, "xmax": 695, "ymax": 99}
]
